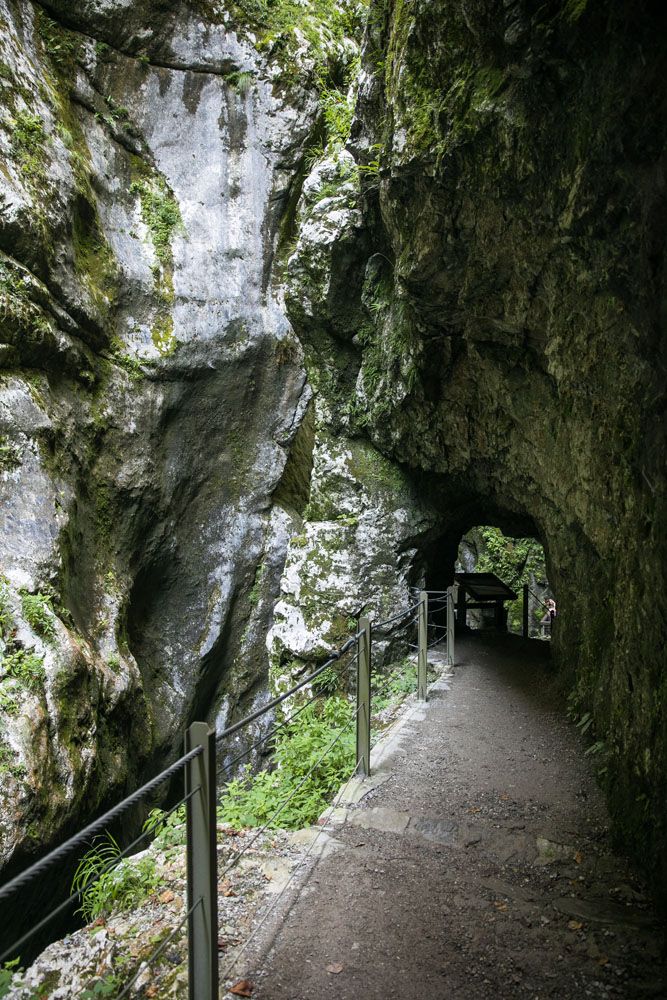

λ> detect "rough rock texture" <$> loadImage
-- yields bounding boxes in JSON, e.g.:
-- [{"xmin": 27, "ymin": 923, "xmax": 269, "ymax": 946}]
[
  {"xmin": 1, "ymin": 0, "xmax": 666, "ymax": 926},
  {"xmin": 282, "ymin": 0, "xmax": 667, "ymax": 895},
  {"xmin": 0, "ymin": 0, "xmax": 361, "ymax": 874}
]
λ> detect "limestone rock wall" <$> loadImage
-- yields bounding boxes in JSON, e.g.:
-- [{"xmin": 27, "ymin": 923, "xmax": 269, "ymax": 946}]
[{"xmin": 0, "ymin": 0, "xmax": 354, "ymax": 870}]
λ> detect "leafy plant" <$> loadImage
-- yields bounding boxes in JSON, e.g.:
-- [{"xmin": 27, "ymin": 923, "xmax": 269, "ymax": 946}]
[
  {"xmin": 80, "ymin": 976, "xmax": 122, "ymax": 999},
  {"xmin": 0, "ymin": 959, "xmax": 21, "ymax": 999},
  {"xmin": 129, "ymin": 179, "xmax": 183, "ymax": 264},
  {"xmin": 225, "ymin": 70, "xmax": 255, "ymax": 94},
  {"xmin": 1, "ymin": 648, "xmax": 44, "ymax": 691},
  {"xmin": 35, "ymin": 10, "xmax": 81, "ymax": 70},
  {"xmin": 72, "ymin": 834, "xmax": 160, "ymax": 922},
  {"xmin": 371, "ymin": 661, "xmax": 415, "ymax": 713},
  {"xmin": 218, "ymin": 697, "xmax": 354, "ymax": 829},
  {"xmin": 20, "ymin": 591, "xmax": 56, "ymax": 641},
  {"xmin": 143, "ymin": 805, "xmax": 187, "ymax": 848}
]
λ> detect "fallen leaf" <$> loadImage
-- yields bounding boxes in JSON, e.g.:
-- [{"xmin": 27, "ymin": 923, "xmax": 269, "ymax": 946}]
[
  {"xmin": 574, "ymin": 851, "xmax": 584, "ymax": 864},
  {"xmin": 568, "ymin": 920, "xmax": 583, "ymax": 931},
  {"xmin": 326, "ymin": 963, "xmax": 344, "ymax": 974},
  {"xmin": 145, "ymin": 988, "xmax": 158, "ymax": 998},
  {"xmin": 493, "ymin": 901, "xmax": 508, "ymax": 912},
  {"xmin": 220, "ymin": 880, "xmax": 236, "ymax": 897},
  {"xmin": 158, "ymin": 889, "xmax": 175, "ymax": 904},
  {"xmin": 467, "ymin": 807, "xmax": 481, "ymax": 814},
  {"xmin": 229, "ymin": 980, "xmax": 253, "ymax": 997}
]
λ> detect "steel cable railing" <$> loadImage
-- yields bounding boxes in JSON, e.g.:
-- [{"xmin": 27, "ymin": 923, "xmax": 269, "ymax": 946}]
[
  {"xmin": 217, "ymin": 649, "xmax": 356, "ymax": 779},
  {"xmin": 219, "ymin": 705, "xmax": 361, "ymax": 882},
  {"xmin": 215, "ymin": 634, "xmax": 362, "ymax": 747},
  {"xmin": 0, "ymin": 586, "xmax": 456, "ymax": 1000},
  {"xmin": 0, "ymin": 784, "xmax": 200, "ymax": 963},
  {"xmin": 0, "ymin": 745, "xmax": 203, "ymax": 908},
  {"xmin": 115, "ymin": 897, "xmax": 202, "ymax": 1000}
]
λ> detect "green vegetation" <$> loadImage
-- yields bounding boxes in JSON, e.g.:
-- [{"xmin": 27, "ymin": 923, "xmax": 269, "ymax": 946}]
[
  {"xmin": 318, "ymin": 75, "xmax": 356, "ymax": 148},
  {"xmin": 219, "ymin": 696, "xmax": 354, "ymax": 829},
  {"xmin": 72, "ymin": 834, "xmax": 159, "ymax": 922},
  {"xmin": 35, "ymin": 10, "xmax": 81, "ymax": 72},
  {"xmin": 106, "ymin": 653, "xmax": 120, "ymax": 673},
  {"xmin": 129, "ymin": 178, "xmax": 183, "ymax": 265},
  {"xmin": 248, "ymin": 561, "xmax": 266, "ymax": 607},
  {"xmin": 1, "ymin": 648, "xmax": 45, "ymax": 691},
  {"xmin": 224, "ymin": 69, "xmax": 256, "ymax": 94},
  {"xmin": 0, "ymin": 578, "xmax": 12, "ymax": 639},
  {"xmin": 0, "ymin": 258, "xmax": 53, "ymax": 351},
  {"xmin": 462, "ymin": 527, "xmax": 548, "ymax": 632},
  {"xmin": 0, "ymin": 742, "xmax": 25, "ymax": 780},
  {"xmin": 10, "ymin": 111, "xmax": 46, "ymax": 181},
  {"xmin": 563, "ymin": 0, "xmax": 589, "ymax": 23},
  {"xmin": 129, "ymin": 165, "xmax": 182, "ymax": 354},
  {"xmin": 143, "ymin": 805, "xmax": 187, "ymax": 849},
  {"xmin": 0, "ymin": 435, "xmax": 21, "ymax": 470},
  {"xmin": 0, "ymin": 960, "xmax": 22, "ymax": 998},
  {"xmin": 20, "ymin": 591, "xmax": 56, "ymax": 641},
  {"xmin": 371, "ymin": 659, "xmax": 416, "ymax": 714}
]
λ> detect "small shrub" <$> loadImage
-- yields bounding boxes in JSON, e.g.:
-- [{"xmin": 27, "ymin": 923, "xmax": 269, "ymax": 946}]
[
  {"xmin": 72, "ymin": 834, "xmax": 160, "ymax": 922},
  {"xmin": 10, "ymin": 112, "xmax": 45, "ymax": 177},
  {"xmin": 218, "ymin": 696, "xmax": 354, "ymax": 830},
  {"xmin": 129, "ymin": 179, "xmax": 183, "ymax": 263},
  {"xmin": 20, "ymin": 591, "xmax": 56, "ymax": 641},
  {"xmin": 1, "ymin": 648, "xmax": 45, "ymax": 691},
  {"xmin": 143, "ymin": 806, "xmax": 187, "ymax": 848}
]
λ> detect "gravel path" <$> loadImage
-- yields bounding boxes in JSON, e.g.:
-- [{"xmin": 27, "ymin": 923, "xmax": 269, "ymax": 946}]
[{"xmin": 239, "ymin": 634, "xmax": 666, "ymax": 999}]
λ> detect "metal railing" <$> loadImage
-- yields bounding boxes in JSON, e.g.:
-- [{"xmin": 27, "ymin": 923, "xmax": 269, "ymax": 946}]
[{"xmin": 0, "ymin": 587, "xmax": 456, "ymax": 998}]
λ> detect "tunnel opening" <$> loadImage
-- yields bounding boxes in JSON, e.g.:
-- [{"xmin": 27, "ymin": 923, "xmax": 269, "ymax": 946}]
[{"xmin": 420, "ymin": 513, "xmax": 555, "ymax": 640}]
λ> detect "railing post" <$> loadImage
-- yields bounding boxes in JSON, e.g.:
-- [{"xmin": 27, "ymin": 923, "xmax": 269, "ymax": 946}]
[
  {"xmin": 417, "ymin": 591, "xmax": 428, "ymax": 700},
  {"xmin": 185, "ymin": 722, "xmax": 218, "ymax": 1000},
  {"xmin": 446, "ymin": 586, "xmax": 455, "ymax": 667},
  {"xmin": 356, "ymin": 617, "xmax": 371, "ymax": 777},
  {"xmin": 522, "ymin": 584, "xmax": 529, "ymax": 639}
]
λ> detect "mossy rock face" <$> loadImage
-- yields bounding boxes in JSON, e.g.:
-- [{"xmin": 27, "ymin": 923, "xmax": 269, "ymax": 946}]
[
  {"xmin": 0, "ymin": 0, "xmax": 354, "ymax": 875},
  {"xmin": 285, "ymin": 0, "xmax": 666, "ymax": 897},
  {"xmin": 267, "ymin": 432, "xmax": 437, "ymax": 690}
]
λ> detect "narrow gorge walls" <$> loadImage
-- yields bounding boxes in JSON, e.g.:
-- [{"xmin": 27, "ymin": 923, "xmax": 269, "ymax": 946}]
[{"xmin": 1, "ymin": 0, "xmax": 666, "ymax": 905}]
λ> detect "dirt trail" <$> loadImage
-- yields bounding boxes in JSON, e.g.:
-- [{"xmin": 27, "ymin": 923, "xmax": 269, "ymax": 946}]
[{"xmin": 240, "ymin": 634, "xmax": 666, "ymax": 999}]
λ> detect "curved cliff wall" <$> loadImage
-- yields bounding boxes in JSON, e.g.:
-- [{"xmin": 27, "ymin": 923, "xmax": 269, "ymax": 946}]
[
  {"xmin": 278, "ymin": 0, "xmax": 667, "ymax": 890},
  {"xmin": 0, "ymin": 0, "xmax": 364, "ymax": 871}
]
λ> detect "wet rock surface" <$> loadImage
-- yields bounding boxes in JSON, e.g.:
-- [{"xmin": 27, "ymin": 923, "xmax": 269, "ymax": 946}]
[{"xmin": 246, "ymin": 635, "xmax": 667, "ymax": 999}]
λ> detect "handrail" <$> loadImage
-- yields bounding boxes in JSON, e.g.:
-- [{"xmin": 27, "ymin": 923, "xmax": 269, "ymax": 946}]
[
  {"xmin": 216, "ymin": 634, "xmax": 362, "ymax": 744},
  {"xmin": 0, "ymin": 586, "xmax": 457, "ymax": 998},
  {"xmin": 0, "ymin": 744, "xmax": 203, "ymax": 905}
]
